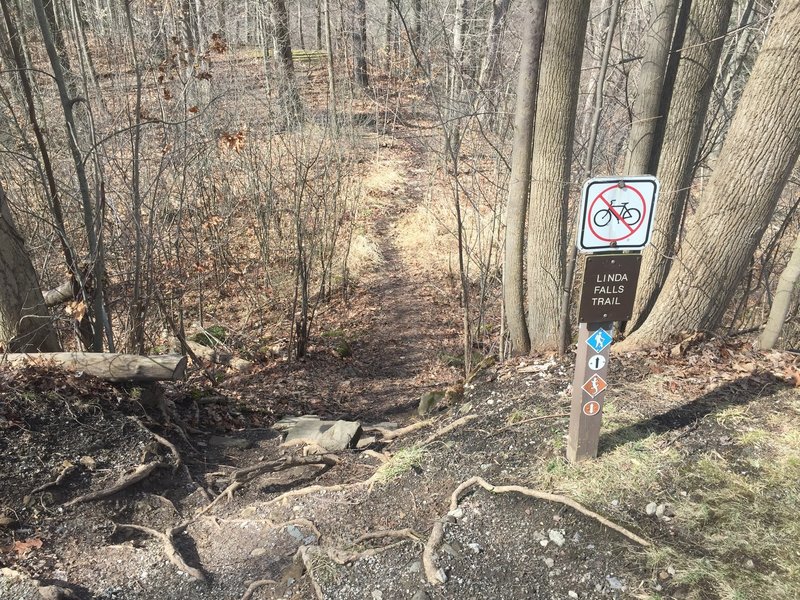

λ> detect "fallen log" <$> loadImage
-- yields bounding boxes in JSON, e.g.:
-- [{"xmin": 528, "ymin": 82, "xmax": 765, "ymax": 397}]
[{"xmin": 0, "ymin": 352, "xmax": 187, "ymax": 382}]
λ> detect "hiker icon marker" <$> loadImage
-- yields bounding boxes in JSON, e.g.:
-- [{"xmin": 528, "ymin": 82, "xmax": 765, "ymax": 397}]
[{"xmin": 586, "ymin": 328, "xmax": 612, "ymax": 353}]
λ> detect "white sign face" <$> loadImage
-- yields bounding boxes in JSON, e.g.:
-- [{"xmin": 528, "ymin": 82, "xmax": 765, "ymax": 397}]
[{"xmin": 577, "ymin": 176, "xmax": 659, "ymax": 253}]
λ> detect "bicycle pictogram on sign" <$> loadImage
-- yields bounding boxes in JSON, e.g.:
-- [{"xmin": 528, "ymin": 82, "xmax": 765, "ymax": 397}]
[{"xmin": 577, "ymin": 176, "xmax": 659, "ymax": 253}]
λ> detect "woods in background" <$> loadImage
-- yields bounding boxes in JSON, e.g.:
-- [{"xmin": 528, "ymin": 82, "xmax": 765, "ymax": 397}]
[{"xmin": 0, "ymin": 0, "xmax": 797, "ymax": 362}]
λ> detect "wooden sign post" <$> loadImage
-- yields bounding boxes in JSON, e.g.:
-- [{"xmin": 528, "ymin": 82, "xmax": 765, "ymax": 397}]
[{"xmin": 567, "ymin": 177, "xmax": 658, "ymax": 463}]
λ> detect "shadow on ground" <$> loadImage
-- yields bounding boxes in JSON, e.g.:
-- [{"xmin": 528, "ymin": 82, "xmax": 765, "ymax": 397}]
[{"xmin": 599, "ymin": 374, "xmax": 789, "ymax": 453}]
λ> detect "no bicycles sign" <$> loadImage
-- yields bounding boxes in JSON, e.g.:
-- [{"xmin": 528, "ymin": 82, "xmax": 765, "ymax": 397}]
[{"xmin": 577, "ymin": 176, "xmax": 659, "ymax": 253}]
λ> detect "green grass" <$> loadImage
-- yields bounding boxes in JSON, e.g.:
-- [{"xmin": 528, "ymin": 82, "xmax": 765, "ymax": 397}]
[
  {"xmin": 375, "ymin": 446, "xmax": 427, "ymax": 483},
  {"xmin": 536, "ymin": 391, "xmax": 800, "ymax": 599}
]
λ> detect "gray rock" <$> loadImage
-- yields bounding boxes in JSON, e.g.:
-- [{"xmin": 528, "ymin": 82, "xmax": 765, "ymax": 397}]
[
  {"xmin": 356, "ymin": 436, "xmax": 377, "ymax": 449},
  {"xmin": 286, "ymin": 525, "xmax": 304, "ymax": 541},
  {"xmin": 543, "ymin": 558, "xmax": 555, "ymax": 568},
  {"xmin": 281, "ymin": 416, "xmax": 362, "ymax": 451},
  {"xmin": 250, "ymin": 548, "xmax": 267, "ymax": 557},
  {"xmin": 606, "ymin": 575, "xmax": 625, "ymax": 591},
  {"xmin": 411, "ymin": 591, "xmax": 429, "ymax": 600},
  {"xmin": 371, "ymin": 591, "xmax": 383, "ymax": 600},
  {"xmin": 656, "ymin": 503, "xmax": 674, "ymax": 518},
  {"xmin": 568, "ymin": 591, "xmax": 578, "ymax": 599},
  {"xmin": 418, "ymin": 391, "xmax": 445, "ymax": 416},
  {"xmin": 645, "ymin": 502, "xmax": 658, "ymax": 516},
  {"xmin": 548, "ymin": 529, "xmax": 566, "ymax": 547},
  {"xmin": 406, "ymin": 560, "xmax": 422, "ymax": 574},
  {"xmin": 447, "ymin": 507, "xmax": 464, "ymax": 519}
]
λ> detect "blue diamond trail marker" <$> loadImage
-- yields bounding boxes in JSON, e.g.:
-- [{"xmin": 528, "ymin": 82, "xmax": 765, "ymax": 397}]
[{"xmin": 586, "ymin": 328, "xmax": 612, "ymax": 353}]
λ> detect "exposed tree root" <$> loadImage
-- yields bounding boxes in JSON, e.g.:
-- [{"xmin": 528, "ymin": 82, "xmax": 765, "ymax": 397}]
[
  {"xmin": 493, "ymin": 413, "xmax": 570, "ymax": 434},
  {"xmin": 260, "ymin": 469, "xmax": 383, "ymax": 509},
  {"xmin": 423, "ymin": 476, "xmax": 651, "ymax": 585},
  {"xmin": 297, "ymin": 546, "xmax": 325, "ymax": 600},
  {"xmin": 197, "ymin": 455, "xmax": 338, "ymax": 516},
  {"xmin": 117, "ymin": 522, "xmax": 206, "ymax": 582},
  {"xmin": 240, "ymin": 579, "xmax": 277, "ymax": 600},
  {"xmin": 128, "ymin": 416, "xmax": 183, "ymax": 472},
  {"xmin": 351, "ymin": 528, "xmax": 422, "ymax": 546},
  {"xmin": 375, "ymin": 419, "xmax": 433, "ymax": 440},
  {"xmin": 419, "ymin": 414, "xmax": 478, "ymax": 446},
  {"xmin": 64, "ymin": 462, "xmax": 161, "ymax": 507},
  {"xmin": 232, "ymin": 454, "xmax": 338, "ymax": 483},
  {"xmin": 31, "ymin": 463, "xmax": 78, "ymax": 495}
]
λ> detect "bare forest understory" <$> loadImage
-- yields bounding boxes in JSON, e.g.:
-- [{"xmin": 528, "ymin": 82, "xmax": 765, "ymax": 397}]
[
  {"xmin": 2, "ymin": 0, "xmax": 800, "ymax": 597},
  {"xmin": 2, "ymin": 136, "xmax": 800, "ymax": 599}
]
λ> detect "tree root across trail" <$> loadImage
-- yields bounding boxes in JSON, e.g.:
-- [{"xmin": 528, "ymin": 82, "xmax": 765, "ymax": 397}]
[
  {"xmin": 421, "ymin": 476, "xmax": 651, "ymax": 585},
  {"xmin": 116, "ymin": 522, "xmax": 206, "ymax": 582}
]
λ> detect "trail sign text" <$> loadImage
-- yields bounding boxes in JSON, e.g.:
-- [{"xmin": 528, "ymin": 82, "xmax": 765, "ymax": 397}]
[{"xmin": 578, "ymin": 254, "xmax": 642, "ymax": 323}]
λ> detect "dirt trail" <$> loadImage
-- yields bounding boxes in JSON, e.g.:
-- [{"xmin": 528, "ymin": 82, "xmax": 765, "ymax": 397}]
[{"xmin": 340, "ymin": 146, "xmax": 461, "ymax": 421}]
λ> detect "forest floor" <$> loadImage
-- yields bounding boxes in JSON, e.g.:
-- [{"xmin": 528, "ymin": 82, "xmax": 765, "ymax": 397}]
[{"xmin": 2, "ymin": 131, "xmax": 800, "ymax": 600}]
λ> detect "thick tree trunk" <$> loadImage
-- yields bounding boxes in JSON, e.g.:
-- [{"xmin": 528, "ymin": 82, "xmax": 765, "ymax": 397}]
[
  {"xmin": 353, "ymin": 0, "xmax": 368, "ymax": 88},
  {"xmin": 0, "ymin": 182, "xmax": 60, "ymax": 352},
  {"xmin": 526, "ymin": 0, "xmax": 591, "ymax": 350},
  {"xmin": 1, "ymin": 353, "xmax": 187, "ymax": 382},
  {"xmin": 629, "ymin": 0, "xmax": 733, "ymax": 330},
  {"xmin": 760, "ymin": 231, "xmax": 800, "ymax": 349},
  {"xmin": 624, "ymin": 0, "xmax": 679, "ymax": 175},
  {"xmin": 558, "ymin": 0, "xmax": 620, "ymax": 355},
  {"xmin": 502, "ymin": 0, "xmax": 547, "ymax": 356},
  {"xmin": 623, "ymin": 0, "xmax": 800, "ymax": 348}
]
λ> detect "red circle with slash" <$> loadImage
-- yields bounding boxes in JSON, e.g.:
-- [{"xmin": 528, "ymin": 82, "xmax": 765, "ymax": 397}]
[{"xmin": 587, "ymin": 184, "xmax": 647, "ymax": 242}]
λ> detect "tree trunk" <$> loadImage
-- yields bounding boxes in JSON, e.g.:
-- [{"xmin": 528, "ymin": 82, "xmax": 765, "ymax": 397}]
[
  {"xmin": 648, "ymin": 0, "xmax": 692, "ymax": 174},
  {"xmin": 558, "ymin": 0, "xmax": 620, "ymax": 355},
  {"xmin": 0, "ymin": 181, "xmax": 60, "ymax": 352},
  {"xmin": 269, "ymin": 0, "xmax": 302, "ymax": 120},
  {"xmin": 384, "ymin": 0, "xmax": 393, "ymax": 70},
  {"xmin": 624, "ymin": 0, "xmax": 679, "ymax": 175},
  {"xmin": 526, "ymin": 0, "xmax": 591, "ymax": 350},
  {"xmin": 623, "ymin": 0, "xmax": 800, "ymax": 348},
  {"xmin": 412, "ymin": 0, "xmax": 422, "ymax": 47},
  {"xmin": 478, "ymin": 0, "xmax": 510, "ymax": 92},
  {"xmin": 353, "ymin": 0, "xmax": 368, "ymax": 88},
  {"xmin": 502, "ymin": 0, "xmax": 547, "ymax": 356},
  {"xmin": 760, "ymin": 230, "xmax": 800, "ymax": 349},
  {"xmin": 323, "ymin": 0, "xmax": 337, "ymax": 132},
  {"xmin": 629, "ymin": 0, "xmax": 733, "ymax": 330},
  {"xmin": 316, "ymin": 0, "xmax": 322, "ymax": 49},
  {"xmin": 33, "ymin": 0, "xmax": 108, "ymax": 352}
]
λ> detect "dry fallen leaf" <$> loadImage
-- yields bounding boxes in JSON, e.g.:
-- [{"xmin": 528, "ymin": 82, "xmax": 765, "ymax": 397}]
[{"xmin": 12, "ymin": 537, "xmax": 43, "ymax": 556}]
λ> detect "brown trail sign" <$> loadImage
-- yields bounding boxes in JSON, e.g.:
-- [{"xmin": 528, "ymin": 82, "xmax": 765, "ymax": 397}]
[{"xmin": 567, "ymin": 176, "xmax": 658, "ymax": 463}]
